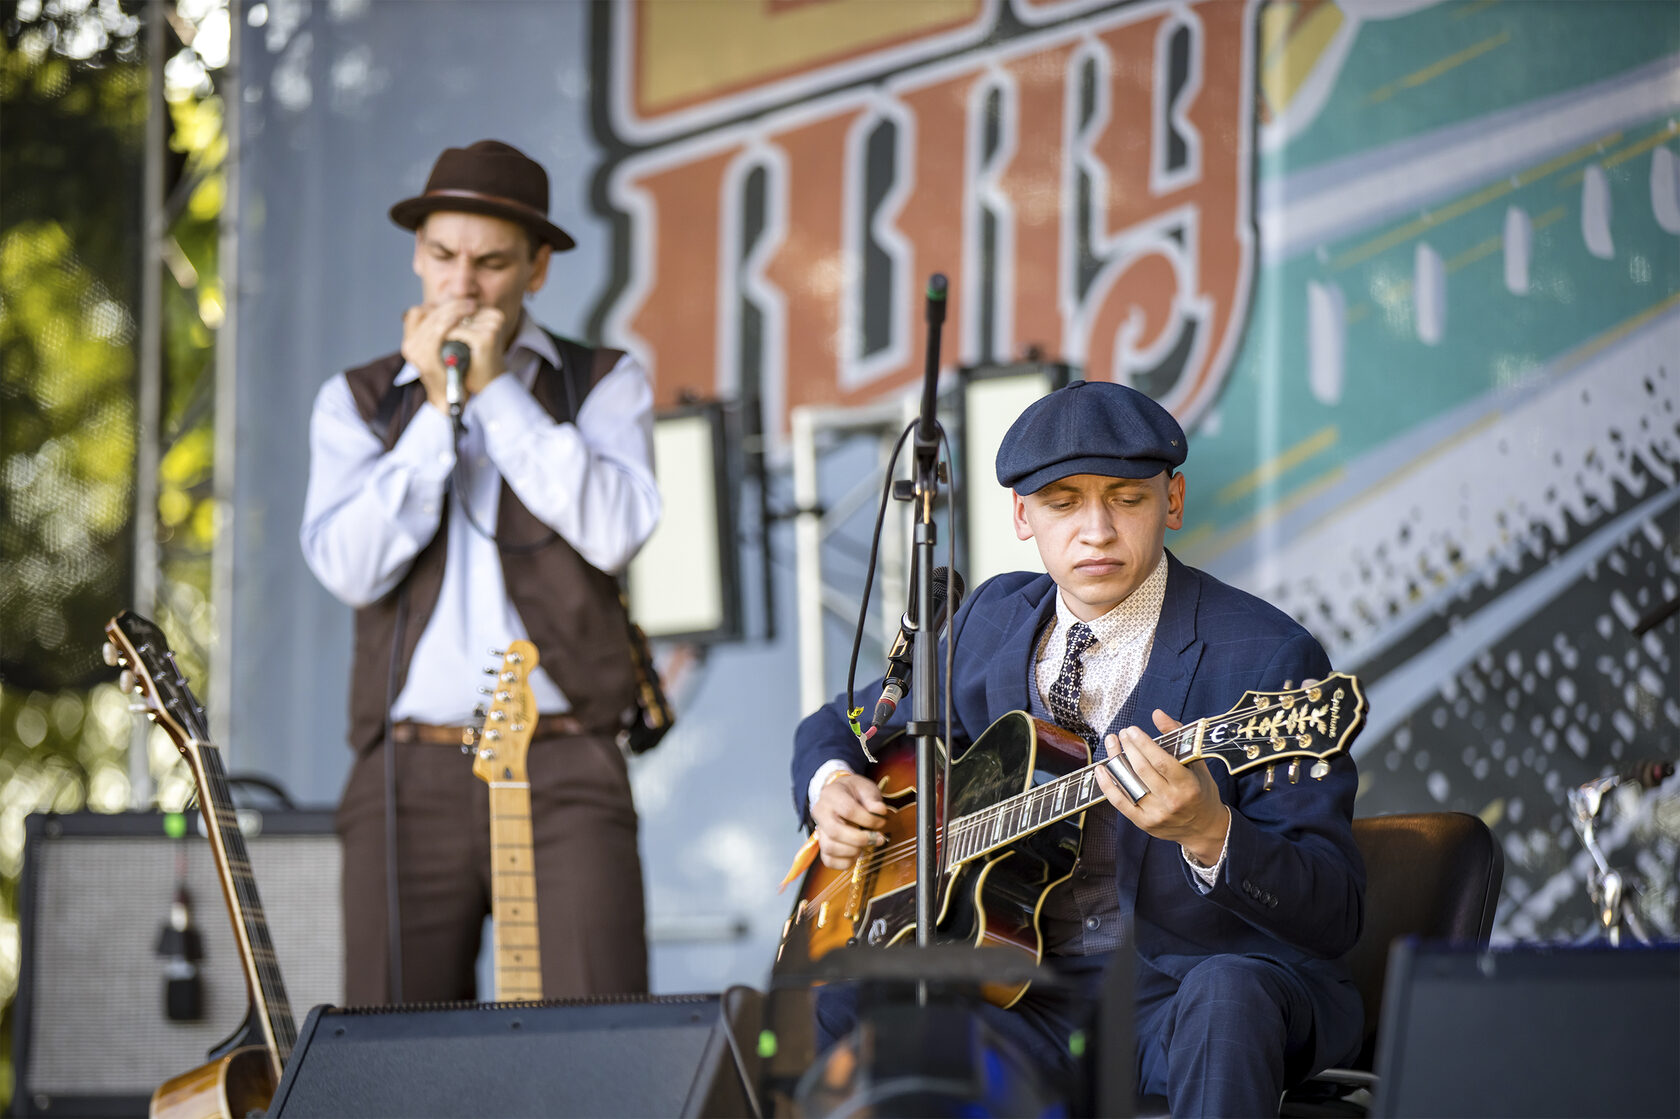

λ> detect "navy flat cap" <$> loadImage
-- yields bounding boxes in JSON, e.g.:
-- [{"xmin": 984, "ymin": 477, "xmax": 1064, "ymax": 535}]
[{"xmin": 995, "ymin": 380, "xmax": 1186, "ymax": 494}]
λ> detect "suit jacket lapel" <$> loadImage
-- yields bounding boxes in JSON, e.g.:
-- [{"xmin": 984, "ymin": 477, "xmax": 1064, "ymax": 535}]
[{"xmin": 985, "ymin": 575, "xmax": 1059, "ymax": 717}]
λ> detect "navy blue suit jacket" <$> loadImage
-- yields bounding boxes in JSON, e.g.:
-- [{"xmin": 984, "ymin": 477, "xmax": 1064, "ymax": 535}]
[{"xmin": 791, "ymin": 551, "xmax": 1365, "ymax": 1070}]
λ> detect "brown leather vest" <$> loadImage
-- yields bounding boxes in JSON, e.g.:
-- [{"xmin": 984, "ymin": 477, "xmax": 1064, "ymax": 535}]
[{"xmin": 341, "ymin": 335, "xmax": 638, "ymax": 752}]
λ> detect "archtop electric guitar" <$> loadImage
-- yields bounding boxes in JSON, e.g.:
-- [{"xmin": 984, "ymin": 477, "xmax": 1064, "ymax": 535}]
[{"xmin": 780, "ymin": 673, "xmax": 1367, "ymax": 1007}]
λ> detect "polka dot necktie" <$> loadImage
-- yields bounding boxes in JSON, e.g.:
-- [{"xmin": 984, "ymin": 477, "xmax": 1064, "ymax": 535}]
[{"xmin": 1048, "ymin": 621, "xmax": 1099, "ymax": 748}]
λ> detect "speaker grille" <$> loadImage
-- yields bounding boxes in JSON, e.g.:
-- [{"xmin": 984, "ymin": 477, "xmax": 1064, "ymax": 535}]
[{"xmin": 17, "ymin": 812, "xmax": 343, "ymax": 1100}]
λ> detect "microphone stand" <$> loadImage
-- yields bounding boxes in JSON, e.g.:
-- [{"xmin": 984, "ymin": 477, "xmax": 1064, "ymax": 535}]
[{"xmin": 907, "ymin": 275, "xmax": 948, "ymax": 995}]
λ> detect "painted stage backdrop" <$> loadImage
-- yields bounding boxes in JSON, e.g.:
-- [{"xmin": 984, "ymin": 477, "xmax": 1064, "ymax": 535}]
[{"xmin": 236, "ymin": 0, "xmax": 1679, "ymax": 992}]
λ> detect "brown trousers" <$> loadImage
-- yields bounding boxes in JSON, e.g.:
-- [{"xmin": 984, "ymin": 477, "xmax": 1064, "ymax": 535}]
[{"xmin": 336, "ymin": 730, "xmax": 648, "ymax": 1005}]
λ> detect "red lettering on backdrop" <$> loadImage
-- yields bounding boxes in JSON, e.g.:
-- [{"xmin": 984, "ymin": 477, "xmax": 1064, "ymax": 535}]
[
  {"xmin": 762, "ymin": 107, "xmax": 868, "ymax": 416},
  {"xmin": 867, "ymin": 70, "xmax": 982, "ymax": 399},
  {"xmin": 1082, "ymin": 1, "xmax": 1250, "ymax": 417},
  {"xmin": 998, "ymin": 40, "xmax": 1078, "ymax": 360},
  {"xmin": 621, "ymin": 146, "xmax": 743, "ymax": 406}
]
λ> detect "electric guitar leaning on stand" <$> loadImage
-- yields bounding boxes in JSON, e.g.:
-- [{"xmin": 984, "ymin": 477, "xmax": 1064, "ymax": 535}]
[
  {"xmin": 471, "ymin": 640, "xmax": 545, "ymax": 1001},
  {"xmin": 780, "ymin": 674, "xmax": 1368, "ymax": 1008},
  {"xmin": 104, "ymin": 611, "xmax": 296, "ymax": 1119}
]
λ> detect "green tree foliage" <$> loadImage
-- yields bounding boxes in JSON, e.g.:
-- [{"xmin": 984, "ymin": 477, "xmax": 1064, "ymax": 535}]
[{"xmin": 1, "ymin": 0, "xmax": 227, "ymax": 1106}]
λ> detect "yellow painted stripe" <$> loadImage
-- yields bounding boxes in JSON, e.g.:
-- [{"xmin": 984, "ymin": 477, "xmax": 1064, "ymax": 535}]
[
  {"xmin": 1259, "ymin": 1, "xmax": 1298, "ymax": 66},
  {"xmin": 1184, "ymin": 291, "xmax": 1680, "ymax": 569},
  {"xmin": 1368, "ymin": 30, "xmax": 1511, "ymax": 105},
  {"xmin": 1330, "ymin": 133, "xmax": 1619, "ymax": 271},
  {"xmin": 1549, "ymin": 290, "xmax": 1680, "ymax": 377},
  {"xmin": 1217, "ymin": 426, "xmax": 1340, "ymax": 506},
  {"xmin": 1532, "ymin": 205, "xmax": 1567, "ymax": 230},
  {"xmin": 1556, "ymin": 122, "xmax": 1680, "ymax": 188},
  {"xmin": 1261, "ymin": 2, "xmax": 1344, "ymax": 115},
  {"xmin": 1452, "ymin": 0, "xmax": 1502, "ymax": 20},
  {"xmin": 1446, "ymin": 234, "xmax": 1503, "ymax": 274}
]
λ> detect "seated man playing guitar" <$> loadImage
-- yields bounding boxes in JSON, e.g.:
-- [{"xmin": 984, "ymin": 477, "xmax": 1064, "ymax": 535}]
[{"xmin": 790, "ymin": 379, "xmax": 1365, "ymax": 1118}]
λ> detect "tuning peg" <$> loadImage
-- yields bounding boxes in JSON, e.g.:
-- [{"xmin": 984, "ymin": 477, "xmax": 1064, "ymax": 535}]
[
  {"xmin": 507, "ymin": 651, "xmax": 523, "ymax": 665},
  {"xmin": 477, "ymin": 745, "xmax": 497, "ymax": 762},
  {"xmin": 119, "ymin": 669, "xmax": 136, "ymax": 694},
  {"xmin": 472, "ymin": 705, "xmax": 487, "ymax": 720},
  {"xmin": 1263, "ymin": 764, "xmax": 1275, "ymax": 792},
  {"xmin": 1311, "ymin": 760, "xmax": 1330, "ymax": 780},
  {"xmin": 488, "ymin": 647, "xmax": 505, "ymax": 658},
  {"xmin": 1287, "ymin": 760, "xmax": 1301, "ymax": 784},
  {"xmin": 495, "ymin": 690, "xmax": 511, "ymax": 703},
  {"xmin": 500, "ymin": 670, "xmax": 516, "ymax": 683},
  {"xmin": 128, "ymin": 700, "xmax": 149, "ymax": 713},
  {"xmin": 489, "ymin": 709, "xmax": 507, "ymax": 722},
  {"xmin": 483, "ymin": 665, "xmax": 500, "ymax": 675},
  {"xmin": 477, "ymin": 685, "xmax": 494, "ymax": 695},
  {"xmin": 101, "ymin": 641, "xmax": 119, "ymax": 667},
  {"xmin": 484, "ymin": 728, "xmax": 501, "ymax": 741}
]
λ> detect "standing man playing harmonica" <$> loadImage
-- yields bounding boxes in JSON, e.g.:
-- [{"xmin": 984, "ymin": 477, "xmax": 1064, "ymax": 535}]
[{"xmin": 301, "ymin": 140, "xmax": 659, "ymax": 1004}]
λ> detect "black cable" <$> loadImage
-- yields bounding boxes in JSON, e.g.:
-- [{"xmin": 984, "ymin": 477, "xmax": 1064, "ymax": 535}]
[
  {"xmin": 843, "ymin": 420, "xmax": 919, "ymax": 744},
  {"xmin": 936, "ymin": 426, "xmax": 959, "ymax": 889},
  {"xmin": 381, "ymin": 584, "xmax": 410, "ymax": 1003}
]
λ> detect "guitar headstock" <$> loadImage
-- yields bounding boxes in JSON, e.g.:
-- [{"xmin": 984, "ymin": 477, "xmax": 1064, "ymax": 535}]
[
  {"xmin": 103, "ymin": 610, "xmax": 208, "ymax": 752},
  {"xmin": 1191, "ymin": 672, "xmax": 1366, "ymax": 778},
  {"xmin": 472, "ymin": 641, "xmax": 539, "ymax": 786}
]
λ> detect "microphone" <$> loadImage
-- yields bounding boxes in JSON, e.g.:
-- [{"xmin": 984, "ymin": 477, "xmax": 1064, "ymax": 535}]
[
  {"xmin": 155, "ymin": 885, "xmax": 204, "ymax": 1021},
  {"xmin": 915, "ymin": 274, "xmax": 948, "ymax": 451},
  {"xmin": 441, "ymin": 339, "xmax": 470, "ymax": 423},
  {"xmin": 870, "ymin": 566, "xmax": 966, "ymax": 733}
]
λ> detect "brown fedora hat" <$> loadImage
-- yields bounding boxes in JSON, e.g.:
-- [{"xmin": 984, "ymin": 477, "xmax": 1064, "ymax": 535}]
[{"xmin": 389, "ymin": 139, "xmax": 576, "ymax": 252}]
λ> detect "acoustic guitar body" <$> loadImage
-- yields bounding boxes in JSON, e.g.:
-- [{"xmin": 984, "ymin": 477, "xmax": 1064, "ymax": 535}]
[
  {"xmin": 149, "ymin": 1045, "xmax": 276, "ymax": 1119},
  {"xmin": 789, "ymin": 716, "xmax": 1092, "ymax": 1007}
]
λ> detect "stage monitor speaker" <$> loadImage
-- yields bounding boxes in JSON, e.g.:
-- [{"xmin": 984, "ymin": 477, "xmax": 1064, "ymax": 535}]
[
  {"xmin": 10, "ymin": 810, "xmax": 343, "ymax": 1118},
  {"xmin": 1372, "ymin": 940, "xmax": 1680, "ymax": 1118},
  {"xmin": 268, "ymin": 992, "xmax": 758, "ymax": 1118}
]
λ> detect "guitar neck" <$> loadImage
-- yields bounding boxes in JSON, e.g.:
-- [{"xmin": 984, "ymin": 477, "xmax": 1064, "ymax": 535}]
[
  {"xmin": 940, "ymin": 709, "xmax": 1256, "ymax": 856},
  {"xmin": 488, "ymin": 782, "xmax": 543, "ymax": 1001},
  {"xmin": 941, "ymin": 678, "xmax": 1364, "ymax": 865},
  {"xmin": 184, "ymin": 740, "xmax": 297, "ymax": 1074}
]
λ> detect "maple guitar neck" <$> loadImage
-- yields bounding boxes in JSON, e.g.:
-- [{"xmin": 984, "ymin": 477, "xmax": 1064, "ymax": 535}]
[{"xmin": 475, "ymin": 641, "xmax": 544, "ymax": 1001}]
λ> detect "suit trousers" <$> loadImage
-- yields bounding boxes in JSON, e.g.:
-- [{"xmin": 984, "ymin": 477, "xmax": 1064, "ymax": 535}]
[{"xmin": 337, "ymin": 728, "xmax": 648, "ymax": 1005}]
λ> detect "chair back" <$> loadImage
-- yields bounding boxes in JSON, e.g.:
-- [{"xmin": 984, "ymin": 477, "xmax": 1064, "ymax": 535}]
[{"xmin": 1345, "ymin": 811, "xmax": 1503, "ymax": 1069}]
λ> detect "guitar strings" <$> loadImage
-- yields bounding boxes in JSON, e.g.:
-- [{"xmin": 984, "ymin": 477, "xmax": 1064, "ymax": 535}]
[{"xmin": 798, "ymin": 695, "xmax": 1349, "ymax": 916}]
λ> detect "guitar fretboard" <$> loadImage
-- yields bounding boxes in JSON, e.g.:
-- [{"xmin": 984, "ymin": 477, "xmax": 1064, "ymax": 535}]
[
  {"xmin": 943, "ymin": 679, "xmax": 1360, "ymax": 866},
  {"xmin": 190, "ymin": 741, "xmax": 297, "ymax": 1065},
  {"xmin": 488, "ymin": 783, "xmax": 543, "ymax": 1001}
]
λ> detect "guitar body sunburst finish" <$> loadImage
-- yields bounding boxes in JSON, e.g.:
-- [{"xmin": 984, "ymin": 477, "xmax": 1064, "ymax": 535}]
[{"xmin": 788, "ymin": 715, "xmax": 1092, "ymax": 1007}]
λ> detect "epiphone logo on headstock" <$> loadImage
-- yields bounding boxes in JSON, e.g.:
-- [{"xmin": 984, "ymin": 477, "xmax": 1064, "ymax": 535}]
[{"xmin": 1204, "ymin": 681, "xmax": 1348, "ymax": 752}]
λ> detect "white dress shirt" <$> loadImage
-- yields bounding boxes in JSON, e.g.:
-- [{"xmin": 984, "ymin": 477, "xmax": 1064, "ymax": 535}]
[{"xmin": 300, "ymin": 314, "xmax": 660, "ymax": 723}]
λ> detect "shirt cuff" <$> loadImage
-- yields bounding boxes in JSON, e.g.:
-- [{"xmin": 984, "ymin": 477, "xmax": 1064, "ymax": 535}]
[
  {"xmin": 1183, "ymin": 808, "xmax": 1232, "ymax": 888},
  {"xmin": 807, "ymin": 760, "xmax": 854, "ymax": 816}
]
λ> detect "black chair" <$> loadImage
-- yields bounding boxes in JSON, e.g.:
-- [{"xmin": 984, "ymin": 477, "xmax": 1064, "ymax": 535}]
[{"xmin": 1279, "ymin": 810, "xmax": 1505, "ymax": 1117}]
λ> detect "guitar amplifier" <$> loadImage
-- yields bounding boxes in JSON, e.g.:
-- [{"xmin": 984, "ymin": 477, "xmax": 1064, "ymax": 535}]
[{"xmin": 10, "ymin": 810, "xmax": 343, "ymax": 1118}]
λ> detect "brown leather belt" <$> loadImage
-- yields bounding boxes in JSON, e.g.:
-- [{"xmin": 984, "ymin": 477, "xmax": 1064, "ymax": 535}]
[{"xmin": 390, "ymin": 714, "xmax": 584, "ymax": 747}]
